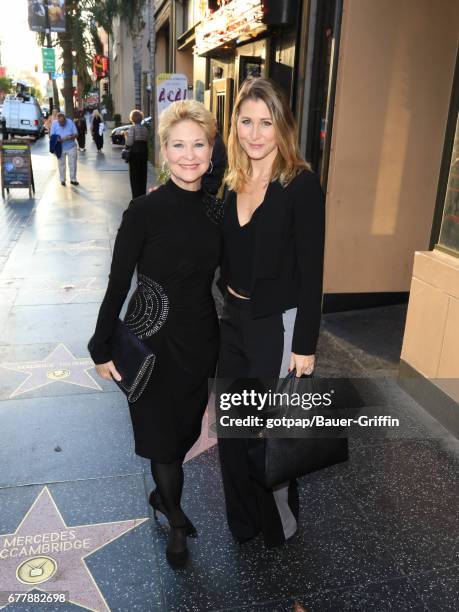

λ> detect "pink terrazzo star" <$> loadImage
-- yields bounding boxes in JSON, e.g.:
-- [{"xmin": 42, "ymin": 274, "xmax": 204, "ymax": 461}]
[{"xmin": 0, "ymin": 487, "xmax": 149, "ymax": 611}]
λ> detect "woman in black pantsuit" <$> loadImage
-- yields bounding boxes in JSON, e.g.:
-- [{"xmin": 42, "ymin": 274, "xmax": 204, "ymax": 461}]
[
  {"xmin": 126, "ymin": 109, "xmax": 149, "ymax": 198},
  {"xmin": 217, "ymin": 78, "xmax": 326, "ymax": 548},
  {"xmin": 88, "ymin": 100, "xmax": 221, "ymax": 567},
  {"xmin": 75, "ymin": 110, "xmax": 87, "ymax": 151},
  {"xmin": 91, "ymin": 110, "xmax": 104, "ymax": 152}
]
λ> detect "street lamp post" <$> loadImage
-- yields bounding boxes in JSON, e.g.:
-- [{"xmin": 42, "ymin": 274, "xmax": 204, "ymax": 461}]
[
  {"xmin": 44, "ymin": 2, "xmax": 57, "ymax": 112},
  {"xmin": 44, "ymin": 3, "xmax": 53, "ymax": 112}
]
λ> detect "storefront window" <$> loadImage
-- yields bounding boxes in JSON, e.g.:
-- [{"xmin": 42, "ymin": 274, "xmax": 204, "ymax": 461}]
[{"xmin": 438, "ymin": 111, "xmax": 459, "ymax": 256}]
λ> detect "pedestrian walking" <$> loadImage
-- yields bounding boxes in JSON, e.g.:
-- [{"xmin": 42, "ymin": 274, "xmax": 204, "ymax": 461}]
[
  {"xmin": 216, "ymin": 77, "xmax": 326, "ymax": 548},
  {"xmin": 91, "ymin": 110, "xmax": 104, "ymax": 152},
  {"xmin": 45, "ymin": 109, "xmax": 58, "ymax": 135},
  {"xmin": 126, "ymin": 109, "xmax": 149, "ymax": 198},
  {"xmin": 88, "ymin": 100, "xmax": 221, "ymax": 569},
  {"xmin": 1, "ymin": 116, "xmax": 8, "ymax": 141},
  {"xmin": 75, "ymin": 110, "xmax": 87, "ymax": 151},
  {"xmin": 50, "ymin": 111, "xmax": 79, "ymax": 186}
]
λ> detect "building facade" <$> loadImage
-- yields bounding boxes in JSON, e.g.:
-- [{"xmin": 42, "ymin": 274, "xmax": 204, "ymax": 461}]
[{"xmin": 147, "ymin": 1, "xmax": 459, "ymax": 430}]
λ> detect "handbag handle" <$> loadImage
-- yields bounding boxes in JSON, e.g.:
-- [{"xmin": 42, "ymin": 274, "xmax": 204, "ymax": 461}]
[
  {"xmin": 276, "ymin": 368, "xmax": 315, "ymax": 393},
  {"xmin": 276, "ymin": 369, "xmax": 298, "ymax": 394}
]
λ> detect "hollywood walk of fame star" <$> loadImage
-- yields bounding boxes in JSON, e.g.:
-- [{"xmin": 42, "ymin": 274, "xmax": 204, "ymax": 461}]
[
  {"xmin": 185, "ymin": 406, "xmax": 217, "ymax": 462},
  {"xmin": 35, "ymin": 241, "xmax": 109, "ymax": 257},
  {"xmin": 0, "ymin": 344, "xmax": 102, "ymax": 398},
  {"xmin": 0, "ymin": 487, "xmax": 149, "ymax": 611}
]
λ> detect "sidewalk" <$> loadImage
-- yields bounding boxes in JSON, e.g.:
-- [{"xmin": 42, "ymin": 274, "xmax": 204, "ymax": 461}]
[{"xmin": 0, "ymin": 140, "xmax": 457, "ymax": 611}]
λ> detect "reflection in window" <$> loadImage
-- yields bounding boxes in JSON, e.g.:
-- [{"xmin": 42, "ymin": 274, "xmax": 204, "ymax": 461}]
[{"xmin": 438, "ymin": 113, "xmax": 459, "ymax": 255}]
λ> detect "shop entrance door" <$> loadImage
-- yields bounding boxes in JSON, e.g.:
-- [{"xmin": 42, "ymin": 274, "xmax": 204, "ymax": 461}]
[
  {"xmin": 301, "ymin": 0, "xmax": 343, "ymax": 187},
  {"xmin": 211, "ymin": 78, "xmax": 234, "ymax": 145}
]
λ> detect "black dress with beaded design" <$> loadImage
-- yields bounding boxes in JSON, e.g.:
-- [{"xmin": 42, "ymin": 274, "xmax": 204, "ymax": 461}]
[{"xmin": 88, "ymin": 179, "xmax": 221, "ymax": 462}]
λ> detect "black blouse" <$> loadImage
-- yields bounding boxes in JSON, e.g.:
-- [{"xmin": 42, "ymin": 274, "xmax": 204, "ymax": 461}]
[
  {"xmin": 219, "ymin": 169, "xmax": 326, "ymax": 355},
  {"xmin": 223, "ymin": 193, "xmax": 264, "ymax": 297}
]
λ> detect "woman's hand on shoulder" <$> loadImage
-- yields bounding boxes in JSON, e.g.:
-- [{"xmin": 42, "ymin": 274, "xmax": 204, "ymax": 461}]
[
  {"xmin": 289, "ymin": 353, "xmax": 315, "ymax": 377},
  {"xmin": 95, "ymin": 360, "xmax": 122, "ymax": 382}
]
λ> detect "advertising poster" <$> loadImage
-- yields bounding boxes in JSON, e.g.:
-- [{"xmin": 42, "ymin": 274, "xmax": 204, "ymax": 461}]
[
  {"xmin": 156, "ymin": 73, "xmax": 188, "ymax": 117},
  {"xmin": 1, "ymin": 144, "xmax": 31, "ymax": 188},
  {"xmin": 28, "ymin": 0, "xmax": 66, "ymax": 33}
]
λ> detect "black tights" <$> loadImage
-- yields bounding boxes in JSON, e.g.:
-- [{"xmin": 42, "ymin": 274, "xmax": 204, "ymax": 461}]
[{"xmin": 150, "ymin": 459, "xmax": 187, "ymax": 525}]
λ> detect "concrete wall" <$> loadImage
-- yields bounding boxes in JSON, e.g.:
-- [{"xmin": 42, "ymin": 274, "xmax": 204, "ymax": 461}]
[
  {"xmin": 324, "ymin": 0, "xmax": 459, "ymax": 294},
  {"xmin": 401, "ymin": 250, "xmax": 459, "ymax": 383},
  {"xmin": 176, "ymin": 50, "xmax": 193, "ymax": 86},
  {"xmin": 155, "ymin": 29, "xmax": 168, "ymax": 76},
  {"xmin": 111, "ymin": 18, "xmax": 135, "ymax": 123}
]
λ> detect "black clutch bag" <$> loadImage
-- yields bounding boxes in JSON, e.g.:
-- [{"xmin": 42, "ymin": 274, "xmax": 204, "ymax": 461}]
[
  {"xmin": 109, "ymin": 318, "xmax": 156, "ymax": 403},
  {"xmin": 248, "ymin": 370, "xmax": 350, "ymax": 489}
]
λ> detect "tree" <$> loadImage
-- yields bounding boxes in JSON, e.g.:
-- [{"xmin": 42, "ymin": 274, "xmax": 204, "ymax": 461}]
[
  {"xmin": 0, "ymin": 76, "xmax": 13, "ymax": 96},
  {"xmin": 36, "ymin": 0, "xmax": 148, "ymax": 114},
  {"xmin": 92, "ymin": 0, "xmax": 147, "ymax": 109}
]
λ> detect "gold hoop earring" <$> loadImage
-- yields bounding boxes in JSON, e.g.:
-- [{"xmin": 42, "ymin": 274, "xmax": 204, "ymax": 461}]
[{"xmin": 161, "ymin": 160, "xmax": 169, "ymax": 174}]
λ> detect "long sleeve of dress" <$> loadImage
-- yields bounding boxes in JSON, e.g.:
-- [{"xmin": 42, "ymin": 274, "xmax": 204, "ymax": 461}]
[
  {"xmin": 291, "ymin": 170, "xmax": 326, "ymax": 356},
  {"xmin": 87, "ymin": 198, "xmax": 148, "ymax": 364}
]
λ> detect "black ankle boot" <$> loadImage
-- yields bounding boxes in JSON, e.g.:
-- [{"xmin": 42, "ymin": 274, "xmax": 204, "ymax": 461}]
[
  {"xmin": 166, "ymin": 524, "xmax": 189, "ymax": 568},
  {"xmin": 149, "ymin": 489, "xmax": 197, "ymax": 538}
]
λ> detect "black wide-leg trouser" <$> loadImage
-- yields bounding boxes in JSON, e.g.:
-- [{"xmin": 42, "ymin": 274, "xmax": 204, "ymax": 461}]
[{"xmin": 216, "ymin": 291, "xmax": 299, "ymax": 548}]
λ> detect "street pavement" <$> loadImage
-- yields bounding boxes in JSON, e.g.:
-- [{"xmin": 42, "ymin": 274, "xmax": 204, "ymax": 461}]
[{"xmin": 0, "ymin": 138, "xmax": 457, "ymax": 611}]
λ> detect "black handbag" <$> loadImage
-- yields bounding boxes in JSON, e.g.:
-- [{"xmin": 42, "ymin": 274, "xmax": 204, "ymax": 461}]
[
  {"xmin": 247, "ymin": 370, "xmax": 349, "ymax": 489},
  {"xmin": 109, "ymin": 318, "xmax": 156, "ymax": 403},
  {"xmin": 121, "ymin": 146, "xmax": 130, "ymax": 163}
]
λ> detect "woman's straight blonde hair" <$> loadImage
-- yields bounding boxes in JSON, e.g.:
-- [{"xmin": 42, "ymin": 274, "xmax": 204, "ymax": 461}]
[{"xmin": 226, "ymin": 77, "xmax": 310, "ymax": 192}]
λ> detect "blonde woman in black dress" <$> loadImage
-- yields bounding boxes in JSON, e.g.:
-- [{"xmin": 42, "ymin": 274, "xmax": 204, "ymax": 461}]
[{"xmin": 88, "ymin": 101, "xmax": 220, "ymax": 567}]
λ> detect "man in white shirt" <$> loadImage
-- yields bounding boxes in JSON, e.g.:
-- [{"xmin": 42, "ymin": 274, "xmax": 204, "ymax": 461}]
[{"xmin": 50, "ymin": 112, "xmax": 79, "ymax": 186}]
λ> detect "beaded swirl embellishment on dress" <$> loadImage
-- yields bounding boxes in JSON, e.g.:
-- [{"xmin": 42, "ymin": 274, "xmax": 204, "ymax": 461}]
[{"xmin": 124, "ymin": 273, "xmax": 169, "ymax": 339}]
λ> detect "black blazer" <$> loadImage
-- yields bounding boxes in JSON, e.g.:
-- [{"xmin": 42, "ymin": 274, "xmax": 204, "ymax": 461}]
[{"xmin": 218, "ymin": 169, "xmax": 325, "ymax": 355}]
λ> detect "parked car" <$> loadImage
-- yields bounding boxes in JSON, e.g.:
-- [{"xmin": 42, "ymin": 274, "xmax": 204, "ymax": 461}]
[
  {"xmin": 2, "ymin": 95, "xmax": 45, "ymax": 139},
  {"xmin": 111, "ymin": 116, "xmax": 151, "ymax": 145},
  {"xmin": 111, "ymin": 123, "xmax": 129, "ymax": 145}
]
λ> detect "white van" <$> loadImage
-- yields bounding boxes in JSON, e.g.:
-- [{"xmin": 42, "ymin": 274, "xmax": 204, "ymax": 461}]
[{"xmin": 2, "ymin": 95, "xmax": 45, "ymax": 140}]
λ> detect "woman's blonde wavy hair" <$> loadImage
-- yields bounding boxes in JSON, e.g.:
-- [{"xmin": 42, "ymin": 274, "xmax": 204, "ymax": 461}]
[
  {"xmin": 158, "ymin": 100, "xmax": 217, "ymax": 147},
  {"xmin": 225, "ymin": 78, "xmax": 310, "ymax": 192}
]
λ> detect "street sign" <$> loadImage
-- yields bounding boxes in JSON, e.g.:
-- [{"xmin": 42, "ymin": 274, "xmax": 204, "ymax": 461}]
[
  {"xmin": 52, "ymin": 69, "xmax": 76, "ymax": 79},
  {"xmin": 85, "ymin": 91, "xmax": 99, "ymax": 105},
  {"xmin": 42, "ymin": 48, "xmax": 56, "ymax": 73}
]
